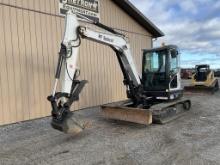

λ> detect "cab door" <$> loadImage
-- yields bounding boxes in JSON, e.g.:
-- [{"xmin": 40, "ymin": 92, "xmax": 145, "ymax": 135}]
[{"xmin": 169, "ymin": 49, "xmax": 181, "ymax": 91}]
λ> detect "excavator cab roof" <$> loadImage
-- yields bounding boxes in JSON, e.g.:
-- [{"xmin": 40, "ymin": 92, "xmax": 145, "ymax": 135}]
[
  {"xmin": 143, "ymin": 45, "xmax": 178, "ymax": 53},
  {"xmin": 195, "ymin": 65, "xmax": 210, "ymax": 74},
  {"xmin": 195, "ymin": 64, "xmax": 210, "ymax": 69}
]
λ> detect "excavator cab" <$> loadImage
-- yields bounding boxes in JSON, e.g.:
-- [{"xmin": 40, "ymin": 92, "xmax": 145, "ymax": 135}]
[
  {"xmin": 142, "ymin": 45, "xmax": 182, "ymax": 100},
  {"xmin": 194, "ymin": 65, "xmax": 211, "ymax": 82}
]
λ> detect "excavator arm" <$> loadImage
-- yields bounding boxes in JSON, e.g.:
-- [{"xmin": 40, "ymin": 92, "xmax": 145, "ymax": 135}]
[
  {"xmin": 78, "ymin": 25, "xmax": 141, "ymax": 86},
  {"xmin": 47, "ymin": 11, "xmax": 143, "ymax": 134}
]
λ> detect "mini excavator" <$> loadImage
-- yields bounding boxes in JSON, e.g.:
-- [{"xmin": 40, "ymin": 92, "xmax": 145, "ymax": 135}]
[{"xmin": 47, "ymin": 11, "xmax": 191, "ymax": 134}]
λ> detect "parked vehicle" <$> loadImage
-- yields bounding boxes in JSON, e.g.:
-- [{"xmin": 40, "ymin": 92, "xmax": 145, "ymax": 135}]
[{"xmin": 181, "ymin": 69, "xmax": 193, "ymax": 79}]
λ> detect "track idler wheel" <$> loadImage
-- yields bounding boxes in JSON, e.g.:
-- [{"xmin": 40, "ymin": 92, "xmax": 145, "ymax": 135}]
[
  {"xmin": 215, "ymin": 81, "xmax": 219, "ymax": 91},
  {"xmin": 183, "ymin": 100, "xmax": 191, "ymax": 110}
]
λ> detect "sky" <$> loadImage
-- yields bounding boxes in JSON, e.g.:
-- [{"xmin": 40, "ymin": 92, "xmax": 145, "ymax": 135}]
[{"xmin": 129, "ymin": 0, "xmax": 220, "ymax": 69}]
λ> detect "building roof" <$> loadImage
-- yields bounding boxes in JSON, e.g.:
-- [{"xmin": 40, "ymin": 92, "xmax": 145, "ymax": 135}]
[{"xmin": 112, "ymin": 0, "xmax": 164, "ymax": 38}]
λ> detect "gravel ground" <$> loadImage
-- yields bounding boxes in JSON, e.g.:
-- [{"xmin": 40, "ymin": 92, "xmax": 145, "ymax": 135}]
[{"xmin": 0, "ymin": 80, "xmax": 220, "ymax": 165}]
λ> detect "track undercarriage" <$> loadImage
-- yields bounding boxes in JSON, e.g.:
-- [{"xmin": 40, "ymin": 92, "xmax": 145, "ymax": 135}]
[{"xmin": 102, "ymin": 97, "xmax": 191, "ymax": 125}]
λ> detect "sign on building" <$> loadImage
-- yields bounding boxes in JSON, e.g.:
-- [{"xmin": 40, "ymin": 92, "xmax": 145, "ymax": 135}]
[{"xmin": 59, "ymin": 0, "xmax": 100, "ymax": 22}]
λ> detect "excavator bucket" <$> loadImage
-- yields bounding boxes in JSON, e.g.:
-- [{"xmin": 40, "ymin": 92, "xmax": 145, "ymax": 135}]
[
  {"xmin": 51, "ymin": 113, "xmax": 90, "ymax": 134},
  {"xmin": 101, "ymin": 100, "xmax": 152, "ymax": 125}
]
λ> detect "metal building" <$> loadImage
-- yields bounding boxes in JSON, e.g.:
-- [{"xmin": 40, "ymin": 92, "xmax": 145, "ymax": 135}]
[{"xmin": 0, "ymin": 0, "xmax": 163, "ymax": 125}]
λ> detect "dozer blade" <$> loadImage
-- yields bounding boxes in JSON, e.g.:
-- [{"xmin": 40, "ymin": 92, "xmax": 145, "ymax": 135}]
[
  {"xmin": 184, "ymin": 86, "xmax": 214, "ymax": 94},
  {"xmin": 184, "ymin": 84, "xmax": 219, "ymax": 95},
  {"xmin": 51, "ymin": 113, "xmax": 90, "ymax": 134},
  {"xmin": 184, "ymin": 79, "xmax": 219, "ymax": 95},
  {"xmin": 101, "ymin": 101, "xmax": 152, "ymax": 125},
  {"xmin": 151, "ymin": 98, "xmax": 191, "ymax": 124}
]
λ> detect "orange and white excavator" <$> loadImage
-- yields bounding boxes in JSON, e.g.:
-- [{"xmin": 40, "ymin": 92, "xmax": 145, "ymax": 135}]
[{"xmin": 47, "ymin": 11, "xmax": 191, "ymax": 134}]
